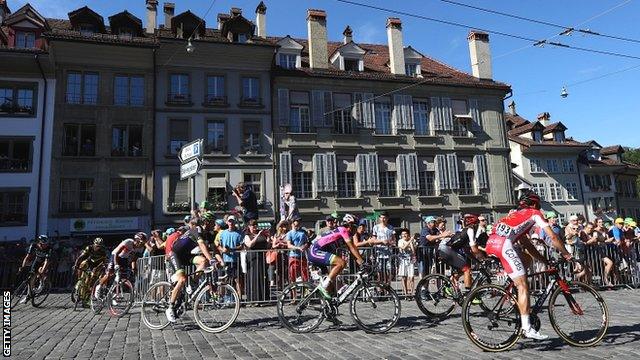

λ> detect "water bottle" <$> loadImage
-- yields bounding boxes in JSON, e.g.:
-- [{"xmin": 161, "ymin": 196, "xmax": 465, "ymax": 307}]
[{"xmin": 337, "ymin": 284, "xmax": 349, "ymax": 297}]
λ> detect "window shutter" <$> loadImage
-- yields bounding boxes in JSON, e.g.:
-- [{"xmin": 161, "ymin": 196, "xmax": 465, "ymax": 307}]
[
  {"xmin": 392, "ymin": 94, "xmax": 403, "ymax": 132},
  {"xmin": 367, "ymin": 153, "xmax": 379, "ymax": 191},
  {"xmin": 446, "ymin": 153, "xmax": 459, "ymax": 189},
  {"xmin": 277, "ymin": 88, "xmax": 290, "ymax": 127},
  {"xmin": 356, "ymin": 154, "xmax": 368, "ymax": 196},
  {"xmin": 469, "ymin": 99, "xmax": 481, "ymax": 132},
  {"xmin": 403, "ymin": 95, "xmax": 414, "ymax": 130},
  {"xmin": 430, "ymin": 97, "xmax": 443, "ymax": 131},
  {"xmin": 353, "ymin": 92, "xmax": 363, "ymax": 126},
  {"xmin": 397, "ymin": 154, "xmax": 408, "ymax": 191},
  {"xmin": 323, "ymin": 91, "xmax": 333, "ymax": 127},
  {"xmin": 441, "ymin": 97, "xmax": 454, "ymax": 131},
  {"xmin": 312, "ymin": 154, "xmax": 326, "ymax": 197},
  {"xmin": 477, "ymin": 155, "xmax": 489, "ymax": 189},
  {"xmin": 325, "ymin": 152, "xmax": 337, "ymax": 192},
  {"xmin": 311, "ymin": 90, "xmax": 325, "ymax": 127},
  {"xmin": 434, "ymin": 154, "xmax": 448, "ymax": 193},
  {"xmin": 279, "ymin": 152, "xmax": 292, "ymax": 186},
  {"xmin": 408, "ymin": 153, "xmax": 419, "ymax": 190},
  {"xmin": 362, "ymin": 93, "xmax": 375, "ymax": 129}
]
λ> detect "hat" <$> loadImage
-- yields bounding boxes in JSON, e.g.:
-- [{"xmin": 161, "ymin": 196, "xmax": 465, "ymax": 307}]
[
  {"xmin": 227, "ymin": 215, "xmax": 237, "ymax": 222},
  {"xmin": 165, "ymin": 227, "xmax": 176, "ymax": 235},
  {"xmin": 630, "ymin": 221, "xmax": 637, "ymax": 227},
  {"xmin": 215, "ymin": 219, "xmax": 225, "ymax": 227},
  {"xmin": 624, "ymin": 217, "xmax": 634, "ymax": 225},
  {"xmin": 183, "ymin": 215, "xmax": 191, "ymax": 223},
  {"xmin": 424, "ymin": 216, "xmax": 436, "ymax": 223},
  {"xmin": 325, "ymin": 215, "xmax": 337, "ymax": 221},
  {"xmin": 545, "ymin": 211, "xmax": 557, "ymax": 219},
  {"xmin": 291, "ymin": 214, "xmax": 302, "ymax": 221},
  {"xmin": 615, "ymin": 218, "xmax": 625, "ymax": 224},
  {"xmin": 569, "ymin": 215, "xmax": 579, "ymax": 221}
]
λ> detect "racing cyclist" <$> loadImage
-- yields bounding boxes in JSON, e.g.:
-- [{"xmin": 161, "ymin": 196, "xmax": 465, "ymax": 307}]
[
  {"xmin": 95, "ymin": 232, "xmax": 146, "ymax": 297},
  {"xmin": 484, "ymin": 189, "xmax": 575, "ymax": 340},
  {"xmin": 17, "ymin": 235, "xmax": 52, "ymax": 303}
]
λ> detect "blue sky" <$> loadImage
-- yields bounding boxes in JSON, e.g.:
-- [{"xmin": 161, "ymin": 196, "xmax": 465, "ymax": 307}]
[{"xmin": 15, "ymin": 0, "xmax": 640, "ymax": 147}]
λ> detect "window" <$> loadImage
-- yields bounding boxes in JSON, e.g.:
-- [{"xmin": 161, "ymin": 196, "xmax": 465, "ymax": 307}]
[
  {"xmin": 549, "ymin": 183, "xmax": 564, "ymax": 201},
  {"xmin": 380, "ymin": 171, "xmax": 397, "ymax": 197},
  {"xmin": 529, "ymin": 159, "xmax": 544, "ymax": 174},
  {"xmin": 66, "ymin": 72, "xmax": 98, "ymax": 104},
  {"xmin": 333, "ymin": 93, "xmax": 353, "ymax": 134},
  {"xmin": 561, "ymin": 160, "xmax": 575, "ymax": 173},
  {"xmin": 241, "ymin": 77, "xmax": 260, "ymax": 103},
  {"xmin": 413, "ymin": 100, "xmax": 431, "ymax": 135},
  {"xmin": 60, "ymin": 178, "xmax": 94, "ymax": 212},
  {"xmin": 111, "ymin": 125, "xmax": 142, "ymax": 157},
  {"xmin": 114, "ymin": 75, "xmax": 144, "ymax": 106},
  {"xmin": 374, "ymin": 100, "xmax": 392, "ymax": 135},
  {"xmin": 243, "ymin": 121, "xmax": 261, "ymax": 153},
  {"xmin": 289, "ymin": 91, "xmax": 310, "ymax": 133},
  {"xmin": 532, "ymin": 183, "xmax": 547, "ymax": 201},
  {"xmin": 236, "ymin": 33, "xmax": 248, "ymax": 43},
  {"xmin": 206, "ymin": 173, "xmax": 228, "ymax": 211},
  {"xmin": 532, "ymin": 131, "xmax": 542, "ymax": 142},
  {"xmin": 459, "ymin": 170, "xmax": 474, "ymax": 195},
  {"xmin": 554, "ymin": 131, "xmax": 565, "ymax": 143},
  {"xmin": 452, "ymin": 100, "xmax": 468, "ymax": 116},
  {"xmin": 205, "ymin": 75, "xmax": 225, "ymax": 103},
  {"xmin": 244, "ymin": 173, "xmax": 262, "ymax": 201},
  {"xmin": 419, "ymin": 170, "xmax": 435, "ymax": 196},
  {"xmin": 206, "ymin": 121, "xmax": 225, "ymax": 153},
  {"xmin": 0, "ymin": 190, "xmax": 29, "ymax": 226},
  {"xmin": 337, "ymin": 171, "xmax": 356, "ymax": 198},
  {"xmin": 586, "ymin": 174, "xmax": 612, "ymax": 192},
  {"xmin": 168, "ymin": 119, "xmax": 189, "ymax": 155},
  {"xmin": 166, "ymin": 174, "xmax": 190, "ymax": 212},
  {"xmin": 0, "ymin": 139, "xmax": 32, "ymax": 172},
  {"xmin": 344, "ymin": 58, "xmax": 359, "ymax": 71},
  {"xmin": 546, "ymin": 159, "xmax": 559, "ymax": 173},
  {"xmin": 63, "ymin": 124, "xmax": 96, "ymax": 156},
  {"xmin": 110, "ymin": 178, "xmax": 142, "ymax": 211},
  {"xmin": 292, "ymin": 172, "xmax": 312, "ymax": 199},
  {"xmin": 78, "ymin": 24, "xmax": 95, "ymax": 36},
  {"xmin": 405, "ymin": 63, "xmax": 418, "ymax": 77},
  {"xmin": 15, "ymin": 31, "xmax": 36, "ymax": 48},
  {"xmin": 278, "ymin": 54, "xmax": 297, "ymax": 69},
  {"xmin": 565, "ymin": 182, "xmax": 579, "ymax": 200},
  {"xmin": 168, "ymin": 74, "xmax": 190, "ymax": 102},
  {"xmin": 0, "ymin": 83, "xmax": 36, "ymax": 115}
]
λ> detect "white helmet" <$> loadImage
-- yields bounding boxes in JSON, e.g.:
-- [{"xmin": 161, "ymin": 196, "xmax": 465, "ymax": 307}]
[{"xmin": 342, "ymin": 214, "xmax": 357, "ymax": 225}]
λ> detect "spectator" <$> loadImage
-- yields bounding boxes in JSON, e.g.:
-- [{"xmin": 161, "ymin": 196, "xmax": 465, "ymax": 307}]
[
  {"xmin": 540, "ymin": 212, "xmax": 563, "ymax": 246},
  {"xmin": 232, "ymin": 182, "xmax": 259, "ymax": 223},
  {"xmin": 574, "ymin": 222, "xmax": 594, "ymax": 283},
  {"xmin": 370, "ymin": 212, "xmax": 396, "ymax": 285},
  {"xmin": 269, "ymin": 220, "xmax": 289, "ymax": 288},
  {"xmin": 320, "ymin": 215, "xmax": 337, "ymax": 236},
  {"xmin": 564, "ymin": 215, "xmax": 583, "ymax": 251},
  {"xmin": 220, "ymin": 215, "xmax": 244, "ymax": 300},
  {"xmin": 279, "ymin": 184, "xmax": 299, "ymax": 222},
  {"xmin": 145, "ymin": 230, "xmax": 165, "ymax": 257},
  {"xmin": 243, "ymin": 219, "xmax": 270, "ymax": 304},
  {"xmin": 212, "ymin": 219, "xmax": 226, "ymax": 254},
  {"xmin": 397, "ymin": 229, "xmax": 416, "ymax": 297},
  {"xmin": 594, "ymin": 218, "xmax": 618, "ymax": 287},
  {"xmin": 353, "ymin": 219, "xmax": 372, "ymax": 248},
  {"xmin": 286, "ymin": 215, "xmax": 309, "ymax": 285},
  {"xmin": 609, "ymin": 218, "xmax": 625, "ymax": 245},
  {"xmin": 418, "ymin": 216, "xmax": 437, "ymax": 278}
]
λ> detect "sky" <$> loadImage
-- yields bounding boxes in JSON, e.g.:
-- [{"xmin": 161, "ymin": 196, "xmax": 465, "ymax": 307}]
[{"xmin": 13, "ymin": 0, "xmax": 640, "ymax": 147}]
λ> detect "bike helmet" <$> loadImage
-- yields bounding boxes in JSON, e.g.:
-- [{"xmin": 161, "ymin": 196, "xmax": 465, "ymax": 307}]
[
  {"xmin": 134, "ymin": 232, "xmax": 147, "ymax": 241},
  {"xmin": 37, "ymin": 234, "xmax": 49, "ymax": 245},
  {"xmin": 93, "ymin": 237, "xmax": 104, "ymax": 246},
  {"xmin": 463, "ymin": 213, "xmax": 480, "ymax": 227},
  {"xmin": 518, "ymin": 189, "xmax": 541, "ymax": 209},
  {"xmin": 342, "ymin": 214, "xmax": 357, "ymax": 226},
  {"xmin": 201, "ymin": 211, "xmax": 215, "ymax": 222},
  {"xmin": 200, "ymin": 200, "xmax": 213, "ymax": 211}
]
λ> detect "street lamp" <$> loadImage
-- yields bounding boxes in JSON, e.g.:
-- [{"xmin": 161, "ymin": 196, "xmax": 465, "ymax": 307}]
[
  {"xmin": 560, "ymin": 86, "xmax": 569, "ymax": 98},
  {"xmin": 186, "ymin": 38, "xmax": 195, "ymax": 54}
]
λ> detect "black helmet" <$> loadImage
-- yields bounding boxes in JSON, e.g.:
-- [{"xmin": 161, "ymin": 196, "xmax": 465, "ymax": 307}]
[
  {"xmin": 37, "ymin": 234, "xmax": 49, "ymax": 245},
  {"xmin": 518, "ymin": 189, "xmax": 541, "ymax": 209}
]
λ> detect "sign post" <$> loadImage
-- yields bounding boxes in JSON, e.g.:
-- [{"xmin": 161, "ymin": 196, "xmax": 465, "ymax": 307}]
[{"xmin": 178, "ymin": 139, "xmax": 203, "ymax": 212}]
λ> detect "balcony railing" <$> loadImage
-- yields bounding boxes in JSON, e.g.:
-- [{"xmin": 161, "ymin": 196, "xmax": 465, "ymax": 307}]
[
  {"xmin": 204, "ymin": 95, "xmax": 227, "ymax": 105},
  {"xmin": 166, "ymin": 93, "xmax": 192, "ymax": 105}
]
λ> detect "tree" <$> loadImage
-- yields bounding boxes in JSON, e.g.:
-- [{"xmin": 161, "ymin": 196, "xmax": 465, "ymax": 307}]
[{"xmin": 622, "ymin": 147, "xmax": 640, "ymax": 198}]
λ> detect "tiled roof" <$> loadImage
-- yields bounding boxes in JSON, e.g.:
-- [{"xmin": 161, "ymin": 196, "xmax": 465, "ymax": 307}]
[
  {"xmin": 509, "ymin": 135, "xmax": 590, "ymax": 149},
  {"xmin": 542, "ymin": 122, "xmax": 566, "ymax": 134},
  {"xmin": 44, "ymin": 18, "xmax": 158, "ymax": 46},
  {"xmin": 508, "ymin": 121, "xmax": 542, "ymax": 136},
  {"xmin": 504, "ymin": 113, "xmax": 529, "ymax": 128},
  {"xmin": 155, "ymin": 27, "xmax": 274, "ymax": 46},
  {"xmin": 601, "ymin": 145, "xmax": 624, "ymax": 155}
]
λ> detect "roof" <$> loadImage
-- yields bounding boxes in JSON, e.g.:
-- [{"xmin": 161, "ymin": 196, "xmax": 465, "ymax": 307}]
[
  {"xmin": 3, "ymin": 3, "xmax": 48, "ymax": 29},
  {"xmin": 601, "ymin": 145, "xmax": 624, "ymax": 155},
  {"xmin": 509, "ymin": 136, "xmax": 590, "ymax": 149},
  {"xmin": 155, "ymin": 26, "xmax": 273, "ymax": 46},
  {"xmin": 508, "ymin": 121, "xmax": 544, "ymax": 137},
  {"xmin": 45, "ymin": 18, "xmax": 158, "ymax": 46},
  {"xmin": 542, "ymin": 122, "xmax": 567, "ymax": 134},
  {"xmin": 504, "ymin": 113, "xmax": 530, "ymax": 129}
]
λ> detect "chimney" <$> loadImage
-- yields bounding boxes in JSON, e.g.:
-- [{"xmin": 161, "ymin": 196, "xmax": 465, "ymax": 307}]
[
  {"xmin": 145, "ymin": 0, "xmax": 158, "ymax": 34},
  {"xmin": 468, "ymin": 31, "xmax": 492, "ymax": 79},
  {"xmin": 163, "ymin": 2, "xmax": 174, "ymax": 28},
  {"xmin": 217, "ymin": 13, "xmax": 230, "ymax": 30},
  {"xmin": 508, "ymin": 101, "xmax": 516, "ymax": 116},
  {"xmin": 307, "ymin": 9, "xmax": 328, "ymax": 69},
  {"xmin": 343, "ymin": 26, "xmax": 353, "ymax": 44},
  {"xmin": 230, "ymin": 7, "xmax": 242, "ymax": 17},
  {"xmin": 386, "ymin": 17, "xmax": 405, "ymax": 75},
  {"xmin": 537, "ymin": 112, "xmax": 551, "ymax": 127},
  {"xmin": 255, "ymin": 1, "xmax": 266, "ymax": 38}
]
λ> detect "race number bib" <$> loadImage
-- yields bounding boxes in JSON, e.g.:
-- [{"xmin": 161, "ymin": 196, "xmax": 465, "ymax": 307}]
[{"xmin": 495, "ymin": 223, "xmax": 512, "ymax": 237}]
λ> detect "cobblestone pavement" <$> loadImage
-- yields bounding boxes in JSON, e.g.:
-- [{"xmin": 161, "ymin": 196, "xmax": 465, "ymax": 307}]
[{"xmin": 8, "ymin": 289, "xmax": 640, "ymax": 359}]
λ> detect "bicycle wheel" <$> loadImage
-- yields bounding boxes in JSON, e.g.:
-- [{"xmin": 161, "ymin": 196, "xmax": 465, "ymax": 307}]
[
  {"xmin": 31, "ymin": 276, "xmax": 50, "ymax": 308},
  {"xmin": 415, "ymin": 274, "xmax": 457, "ymax": 319},
  {"xmin": 277, "ymin": 282, "xmax": 327, "ymax": 333},
  {"xmin": 461, "ymin": 284, "xmax": 521, "ymax": 352},
  {"xmin": 548, "ymin": 281, "xmax": 609, "ymax": 347},
  {"xmin": 73, "ymin": 280, "xmax": 83, "ymax": 311},
  {"xmin": 350, "ymin": 281, "xmax": 401, "ymax": 334},
  {"xmin": 193, "ymin": 283, "xmax": 240, "ymax": 333},
  {"xmin": 90, "ymin": 280, "xmax": 106, "ymax": 314},
  {"xmin": 108, "ymin": 280, "xmax": 134, "ymax": 317},
  {"xmin": 10, "ymin": 281, "xmax": 29, "ymax": 309},
  {"xmin": 141, "ymin": 281, "xmax": 172, "ymax": 330}
]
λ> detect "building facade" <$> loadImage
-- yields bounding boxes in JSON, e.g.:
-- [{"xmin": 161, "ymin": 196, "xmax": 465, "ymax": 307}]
[
  {"xmin": 272, "ymin": 10, "xmax": 515, "ymax": 233},
  {"xmin": 0, "ymin": 3, "xmax": 55, "ymax": 242}
]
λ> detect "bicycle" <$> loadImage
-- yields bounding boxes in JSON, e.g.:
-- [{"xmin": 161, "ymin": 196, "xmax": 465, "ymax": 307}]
[
  {"xmin": 277, "ymin": 263, "xmax": 401, "ymax": 334},
  {"xmin": 11, "ymin": 263, "xmax": 50, "ymax": 309},
  {"xmin": 91, "ymin": 266, "xmax": 134, "ymax": 317},
  {"xmin": 141, "ymin": 265, "xmax": 240, "ymax": 333},
  {"xmin": 461, "ymin": 259, "xmax": 609, "ymax": 352},
  {"xmin": 72, "ymin": 264, "xmax": 105, "ymax": 311}
]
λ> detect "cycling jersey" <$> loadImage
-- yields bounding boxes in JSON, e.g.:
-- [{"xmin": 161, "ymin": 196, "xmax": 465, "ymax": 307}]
[
  {"xmin": 78, "ymin": 245, "xmax": 107, "ymax": 265},
  {"xmin": 112, "ymin": 239, "xmax": 136, "ymax": 259},
  {"xmin": 308, "ymin": 226, "xmax": 351, "ymax": 266},
  {"xmin": 438, "ymin": 227, "xmax": 477, "ymax": 272},
  {"xmin": 27, "ymin": 243, "xmax": 51, "ymax": 261}
]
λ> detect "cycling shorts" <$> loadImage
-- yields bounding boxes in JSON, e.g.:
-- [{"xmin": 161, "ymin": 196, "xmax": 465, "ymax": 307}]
[
  {"xmin": 307, "ymin": 243, "xmax": 336, "ymax": 266},
  {"xmin": 437, "ymin": 241, "xmax": 470, "ymax": 272},
  {"xmin": 107, "ymin": 254, "xmax": 129, "ymax": 273},
  {"xmin": 485, "ymin": 234, "xmax": 526, "ymax": 279},
  {"xmin": 169, "ymin": 252, "xmax": 200, "ymax": 273}
]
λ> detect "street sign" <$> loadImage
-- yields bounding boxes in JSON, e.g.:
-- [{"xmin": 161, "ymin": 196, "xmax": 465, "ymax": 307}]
[
  {"xmin": 179, "ymin": 139, "xmax": 203, "ymax": 163},
  {"xmin": 180, "ymin": 158, "xmax": 201, "ymax": 180}
]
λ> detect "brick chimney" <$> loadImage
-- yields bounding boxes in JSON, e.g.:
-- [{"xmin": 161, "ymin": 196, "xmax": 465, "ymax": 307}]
[
  {"xmin": 255, "ymin": 1, "xmax": 266, "ymax": 38},
  {"xmin": 468, "ymin": 31, "xmax": 492, "ymax": 79},
  {"xmin": 307, "ymin": 9, "xmax": 328, "ymax": 69},
  {"xmin": 343, "ymin": 25, "xmax": 352, "ymax": 44},
  {"xmin": 163, "ymin": 2, "xmax": 174, "ymax": 28},
  {"xmin": 386, "ymin": 17, "xmax": 405, "ymax": 75},
  {"xmin": 145, "ymin": 0, "xmax": 158, "ymax": 34},
  {"xmin": 537, "ymin": 112, "xmax": 551, "ymax": 127}
]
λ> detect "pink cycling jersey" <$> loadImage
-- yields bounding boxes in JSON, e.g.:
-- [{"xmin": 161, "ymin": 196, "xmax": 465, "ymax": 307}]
[
  {"xmin": 491, "ymin": 208, "xmax": 549, "ymax": 241},
  {"xmin": 316, "ymin": 226, "xmax": 351, "ymax": 248}
]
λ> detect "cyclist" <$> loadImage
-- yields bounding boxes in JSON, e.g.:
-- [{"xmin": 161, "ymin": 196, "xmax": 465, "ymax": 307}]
[
  {"xmin": 308, "ymin": 214, "xmax": 366, "ymax": 300},
  {"xmin": 17, "ymin": 235, "xmax": 52, "ymax": 303},
  {"xmin": 94, "ymin": 232, "xmax": 146, "ymax": 297},
  {"xmin": 165, "ymin": 214, "xmax": 220, "ymax": 322},
  {"xmin": 73, "ymin": 237, "xmax": 108, "ymax": 305},
  {"xmin": 484, "ymin": 189, "xmax": 574, "ymax": 340}
]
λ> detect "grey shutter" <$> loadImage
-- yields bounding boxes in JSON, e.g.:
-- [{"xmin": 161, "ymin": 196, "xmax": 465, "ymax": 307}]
[
  {"xmin": 430, "ymin": 97, "xmax": 443, "ymax": 131},
  {"xmin": 447, "ymin": 153, "xmax": 460, "ymax": 190},
  {"xmin": 312, "ymin": 154, "xmax": 326, "ymax": 196},
  {"xmin": 408, "ymin": 153, "xmax": 419, "ymax": 190},
  {"xmin": 356, "ymin": 154, "xmax": 367, "ymax": 196},
  {"xmin": 403, "ymin": 95, "xmax": 414, "ymax": 130},
  {"xmin": 362, "ymin": 93, "xmax": 375, "ymax": 129},
  {"xmin": 311, "ymin": 90, "xmax": 325, "ymax": 127},
  {"xmin": 325, "ymin": 152, "xmax": 337, "ymax": 192},
  {"xmin": 367, "ymin": 153, "xmax": 379, "ymax": 191},
  {"xmin": 392, "ymin": 94, "xmax": 403, "ymax": 132},
  {"xmin": 353, "ymin": 92, "xmax": 363, "ymax": 126},
  {"xmin": 434, "ymin": 154, "xmax": 448, "ymax": 192},
  {"xmin": 473, "ymin": 155, "xmax": 489, "ymax": 190},
  {"xmin": 277, "ymin": 88, "xmax": 290, "ymax": 127},
  {"xmin": 397, "ymin": 154, "xmax": 408, "ymax": 191},
  {"xmin": 441, "ymin": 97, "xmax": 454, "ymax": 131},
  {"xmin": 323, "ymin": 91, "xmax": 333, "ymax": 127},
  {"xmin": 469, "ymin": 99, "xmax": 481, "ymax": 132},
  {"xmin": 279, "ymin": 152, "xmax": 292, "ymax": 186}
]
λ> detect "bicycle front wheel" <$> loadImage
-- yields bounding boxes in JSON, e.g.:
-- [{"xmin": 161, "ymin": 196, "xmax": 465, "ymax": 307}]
[
  {"xmin": 415, "ymin": 274, "xmax": 457, "ymax": 319},
  {"xmin": 90, "ymin": 280, "xmax": 105, "ymax": 314},
  {"xmin": 193, "ymin": 283, "xmax": 240, "ymax": 333},
  {"xmin": 277, "ymin": 282, "xmax": 327, "ymax": 333},
  {"xmin": 549, "ymin": 281, "xmax": 609, "ymax": 347},
  {"xmin": 141, "ymin": 281, "xmax": 172, "ymax": 330},
  {"xmin": 108, "ymin": 280, "xmax": 134, "ymax": 317},
  {"xmin": 31, "ymin": 276, "xmax": 50, "ymax": 308},
  {"xmin": 73, "ymin": 280, "xmax": 83, "ymax": 311},
  {"xmin": 350, "ymin": 281, "xmax": 401, "ymax": 334},
  {"xmin": 461, "ymin": 284, "xmax": 521, "ymax": 352},
  {"xmin": 10, "ymin": 281, "xmax": 28, "ymax": 309}
]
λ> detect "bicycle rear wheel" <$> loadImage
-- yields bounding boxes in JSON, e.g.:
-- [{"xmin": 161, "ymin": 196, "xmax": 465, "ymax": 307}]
[
  {"xmin": 193, "ymin": 283, "xmax": 240, "ymax": 333},
  {"xmin": 350, "ymin": 281, "xmax": 401, "ymax": 334},
  {"xmin": 141, "ymin": 281, "xmax": 172, "ymax": 330},
  {"xmin": 31, "ymin": 276, "xmax": 50, "ymax": 307},
  {"xmin": 90, "ymin": 279, "xmax": 105, "ymax": 314},
  {"xmin": 548, "ymin": 281, "xmax": 609, "ymax": 347},
  {"xmin": 108, "ymin": 280, "xmax": 134, "ymax": 317},
  {"xmin": 415, "ymin": 274, "xmax": 457, "ymax": 319},
  {"xmin": 10, "ymin": 281, "xmax": 29, "ymax": 309},
  {"xmin": 461, "ymin": 284, "xmax": 521, "ymax": 352},
  {"xmin": 277, "ymin": 282, "xmax": 327, "ymax": 333}
]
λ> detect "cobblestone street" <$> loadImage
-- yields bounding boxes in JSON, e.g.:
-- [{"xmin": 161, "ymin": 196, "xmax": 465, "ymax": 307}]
[{"xmin": 8, "ymin": 289, "xmax": 640, "ymax": 359}]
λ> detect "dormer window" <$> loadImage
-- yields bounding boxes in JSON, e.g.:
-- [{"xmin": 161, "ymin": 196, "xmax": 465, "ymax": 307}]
[
  {"xmin": 78, "ymin": 24, "xmax": 95, "ymax": 36},
  {"xmin": 533, "ymin": 131, "xmax": 543, "ymax": 143},
  {"xmin": 278, "ymin": 54, "xmax": 297, "ymax": 69},
  {"xmin": 15, "ymin": 31, "xmax": 36, "ymax": 48},
  {"xmin": 405, "ymin": 63, "xmax": 418, "ymax": 77},
  {"xmin": 236, "ymin": 33, "xmax": 248, "ymax": 43},
  {"xmin": 587, "ymin": 149, "xmax": 601, "ymax": 161},
  {"xmin": 553, "ymin": 131, "xmax": 565, "ymax": 143},
  {"xmin": 276, "ymin": 36, "xmax": 303, "ymax": 70},
  {"xmin": 403, "ymin": 47, "xmax": 423, "ymax": 77},
  {"xmin": 344, "ymin": 58, "xmax": 360, "ymax": 71},
  {"xmin": 330, "ymin": 41, "xmax": 366, "ymax": 72}
]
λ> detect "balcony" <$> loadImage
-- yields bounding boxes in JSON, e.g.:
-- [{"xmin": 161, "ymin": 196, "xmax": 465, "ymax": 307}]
[
  {"xmin": 203, "ymin": 95, "xmax": 228, "ymax": 107},
  {"xmin": 0, "ymin": 158, "xmax": 30, "ymax": 172},
  {"xmin": 0, "ymin": 102, "xmax": 34, "ymax": 116},
  {"xmin": 166, "ymin": 93, "xmax": 192, "ymax": 105}
]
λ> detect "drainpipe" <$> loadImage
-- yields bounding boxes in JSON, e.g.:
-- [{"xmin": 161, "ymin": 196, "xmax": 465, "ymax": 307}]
[
  {"xmin": 151, "ymin": 48, "xmax": 157, "ymax": 229},
  {"xmin": 270, "ymin": 60, "xmax": 279, "ymax": 223},
  {"xmin": 35, "ymin": 54, "xmax": 48, "ymax": 237}
]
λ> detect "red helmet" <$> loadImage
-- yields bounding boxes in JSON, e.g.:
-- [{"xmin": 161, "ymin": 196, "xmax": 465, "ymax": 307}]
[
  {"xmin": 463, "ymin": 214, "xmax": 480, "ymax": 227},
  {"xmin": 518, "ymin": 189, "xmax": 541, "ymax": 209}
]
